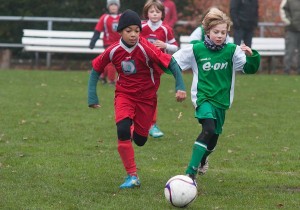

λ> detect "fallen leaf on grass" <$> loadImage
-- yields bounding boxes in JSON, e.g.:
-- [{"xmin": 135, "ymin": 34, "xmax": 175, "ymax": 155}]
[
  {"xmin": 19, "ymin": 119, "xmax": 27, "ymax": 124},
  {"xmin": 177, "ymin": 112, "xmax": 182, "ymax": 119},
  {"xmin": 225, "ymin": 134, "xmax": 235, "ymax": 138}
]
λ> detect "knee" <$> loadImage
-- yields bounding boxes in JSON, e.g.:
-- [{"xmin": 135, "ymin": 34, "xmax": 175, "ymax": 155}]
[
  {"xmin": 204, "ymin": 134, "xmax": 219, "ymax": 151},
  {"xmin": 132, "ymin": 132, "xmax": 148, "ymax": 146},
  {"xmin": 203, "ymin": 126, "xmax": 215, "ymax": 139},
  {"xmin": 116, "ymin": 118, "xmax": 132, "ymax": 140},
  {"xmin": 196, "ymin": 119, "xmax": 216, "ymax": 144}
]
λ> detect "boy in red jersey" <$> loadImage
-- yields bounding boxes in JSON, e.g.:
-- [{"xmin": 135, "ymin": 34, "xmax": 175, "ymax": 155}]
[
  {"xmin": 88, "ymin": 9, "xmax": 186, "ymax": 189},
  {"xmin": 89, "ymin": 0, "xmax": 121, "ymax": 85},
  {"xmin": 141, "ymin": 0, "xmax": 179, "ymax": 138}
]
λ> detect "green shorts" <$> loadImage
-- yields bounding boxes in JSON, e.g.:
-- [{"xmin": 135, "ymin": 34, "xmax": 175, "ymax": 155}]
[{"xmin": 195, "ymin": 101, "xmax": 226, "ymax": 134}]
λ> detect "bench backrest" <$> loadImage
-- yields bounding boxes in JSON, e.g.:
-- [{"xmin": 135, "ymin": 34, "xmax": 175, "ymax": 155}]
[
  {"xmin": 22, "ymin": 30, "xmax": 285, "ymax": 57},
  {"xmin": 22, "ymin": 29, "xmax": 105, "ymax": 54}
]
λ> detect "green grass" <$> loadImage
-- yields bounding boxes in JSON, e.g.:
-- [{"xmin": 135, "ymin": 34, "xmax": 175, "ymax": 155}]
[{"xmin": 0, "ymin": 69, "xmax": 299, "ymax": 210}]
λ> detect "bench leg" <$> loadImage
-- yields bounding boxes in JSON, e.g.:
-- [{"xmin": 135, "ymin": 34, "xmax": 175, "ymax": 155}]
[
  {"xmin": 267, "ymin": 57, "xmax": 271, "ymax": 74},
  {"xmin": 34, "ymin": 52, "xmax": 39, "ymax": 68},
  {"xmin": 46, "ymin": 52, "xmax": 51, "ymax": 69},
  {"xmin": 259, "ymin": 59, "xmax": 263, "ymax": 72},
  {"xmin": 270, "ymin": 56, "xmax": 275, "ymax": 74}
]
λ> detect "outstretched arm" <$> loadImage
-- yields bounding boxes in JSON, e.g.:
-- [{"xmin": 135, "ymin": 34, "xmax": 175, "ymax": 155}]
[
  {"xmin": 168, "ymin": 57, "xmax": 187, "ymax": 102},
  {"xmin": 87, "ymin": 69, "xmax": 101, "ymax": 108}
]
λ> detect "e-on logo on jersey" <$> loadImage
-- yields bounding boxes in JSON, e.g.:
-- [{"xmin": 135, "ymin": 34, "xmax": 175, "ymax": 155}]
[{"xmin": 202, "ymin": 61, "xmax": 228, "ymax": 71}]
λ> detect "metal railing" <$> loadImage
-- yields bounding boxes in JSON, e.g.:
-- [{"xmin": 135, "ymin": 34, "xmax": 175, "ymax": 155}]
[
  {"xmin": 0, "ymin": 16, "xmax": 285, "ymax": 68},
  {"xmin": 0, "ymin": 16, "xmax": 99, "ymax": 48},
  {"xmin": 0, "ymin": 16, "xmax": 285, "ymax": 42}
]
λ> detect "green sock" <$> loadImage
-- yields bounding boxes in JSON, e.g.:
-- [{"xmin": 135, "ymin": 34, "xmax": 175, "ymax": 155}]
[{"xmin": 185, "ymin": 142, "xmax": 207, "ymax": 175}]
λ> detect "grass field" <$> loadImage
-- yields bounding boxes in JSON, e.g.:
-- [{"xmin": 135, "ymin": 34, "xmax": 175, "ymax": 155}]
[{"xmin": 0, "ymin": 69, "xmax": 299, "ymax": 210}]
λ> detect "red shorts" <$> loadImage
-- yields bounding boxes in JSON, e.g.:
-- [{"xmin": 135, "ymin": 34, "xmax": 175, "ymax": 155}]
[{"xmin": 115, "ymin": 94, "xmax": 157, "ymax": 137}]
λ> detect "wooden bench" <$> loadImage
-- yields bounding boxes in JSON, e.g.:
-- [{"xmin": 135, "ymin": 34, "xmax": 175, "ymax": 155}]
[
  {"xmin": 179, "ymin": 36, "xmax": 285, "ymax": 73},
  {"xmin": 22, "ymin": 29, "xmax": 105, "ymax": 67}
]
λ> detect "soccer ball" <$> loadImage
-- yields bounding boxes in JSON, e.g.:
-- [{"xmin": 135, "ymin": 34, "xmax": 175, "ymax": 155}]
[{"xmin": 164, "ymin": 175, "xmax": 198, "ymax": 208}]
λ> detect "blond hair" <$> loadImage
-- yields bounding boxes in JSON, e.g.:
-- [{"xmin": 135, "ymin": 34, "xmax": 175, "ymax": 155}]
[
  {"xmin": 202, "ymin": 8, "xmax": 232, "ymax": 34},
  {"xmin": 143, "ymin": 0, "xmax": 165, "ymax": 20}
]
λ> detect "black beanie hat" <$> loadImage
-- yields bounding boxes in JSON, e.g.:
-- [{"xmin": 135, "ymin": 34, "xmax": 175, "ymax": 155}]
[{"xmin": 117, "ymin": 9, "xmax": 142, "ymax": 32}]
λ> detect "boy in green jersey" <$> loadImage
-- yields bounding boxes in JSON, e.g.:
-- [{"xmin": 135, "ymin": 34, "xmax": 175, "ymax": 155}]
[{"xmin": 172, "ymin": 8, "xmax": 261, "ymax": 180}]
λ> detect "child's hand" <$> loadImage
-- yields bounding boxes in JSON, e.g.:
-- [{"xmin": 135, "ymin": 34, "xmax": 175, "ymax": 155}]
[
  {"xmin": 240, "ymin": 43, "xmax": 253, "ymax": 56},
  {"xmin": 176, "ymin": 90, "xmax": 186, "ymax": 102},
  {"xmin": 154, "ymin": 40, "xmax": 167, "ymax": 49},
  {"xmin": 89, "ymin": 104, "xmax": 101, "ymax": 108}
]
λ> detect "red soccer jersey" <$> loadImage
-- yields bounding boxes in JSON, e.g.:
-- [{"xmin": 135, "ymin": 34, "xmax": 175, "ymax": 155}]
[
  {"xmin": 141, "ymin": 20, "xmax": 178, "ymax": 53},
  {"xmin": 95, "ymin": 13, "xmax": 121, "ymax": 47},
  {"xmin": 92, "ymin": 37, "xmax": 171, "ymax": 99}
]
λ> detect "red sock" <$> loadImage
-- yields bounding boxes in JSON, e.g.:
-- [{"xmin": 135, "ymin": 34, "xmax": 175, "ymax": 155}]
[
  {"xmin": 152, "ymin": 107, "xmax": 158, "ymax": 125},
  {"xmin": 117, "ymin": 140, "xmax": 137, "ymax": 176}
]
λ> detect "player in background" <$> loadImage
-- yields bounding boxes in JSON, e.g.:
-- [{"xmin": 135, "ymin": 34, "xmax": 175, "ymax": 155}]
[
  {"xmin": 89, "ymin": 0, "xmax": 121, "ymax": 85},
  {"xmin": 141, "ymin": 0, "xmax": 179, "ymax": 138},
  {"xmin": 171, "ymin": 8, "xmax": 260, "ymax": 182},
  {"xmin": 88, "ymin": 9, "xmax": 187, "ymax": 189},
  {"xmin": 161, "ymin": 0, "xmax": 178, "ymax": 28}
]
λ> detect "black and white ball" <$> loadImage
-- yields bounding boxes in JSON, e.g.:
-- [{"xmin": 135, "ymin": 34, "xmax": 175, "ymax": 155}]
[{"xmin": 164, "ymin": 175, "xmax": 197, "ymax": 208}]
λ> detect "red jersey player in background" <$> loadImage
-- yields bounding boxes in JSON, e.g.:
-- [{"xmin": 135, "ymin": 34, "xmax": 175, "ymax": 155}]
[
  {"xmin": 89, "ymin": 0, "xmax": 121, "ymax": 85},
  {"xmin": 141, "ymin": 0, "xmax": 179, "ymax": 138},
  {"xmin": 88, "ymin": 9, "xmax": 186, "ymax": 189},
  {"xmin": 161, "ymin": 0, "xmax": 178, "ymax": 27}
]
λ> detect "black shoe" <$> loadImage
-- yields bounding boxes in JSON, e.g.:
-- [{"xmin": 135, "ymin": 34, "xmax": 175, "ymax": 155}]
[{"xmin": 186, "ymin": 174, "xmax": 197, "ymax": 187}]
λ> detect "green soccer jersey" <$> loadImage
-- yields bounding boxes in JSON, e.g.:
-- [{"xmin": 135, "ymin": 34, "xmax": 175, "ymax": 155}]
[{"xmin": 172, "ymin": 42, "xmax": 260, "ymax": 109}]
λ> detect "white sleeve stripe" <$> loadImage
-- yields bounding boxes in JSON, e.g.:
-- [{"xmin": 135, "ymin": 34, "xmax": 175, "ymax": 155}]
[
  {"xmin": 161, "ymin": 25, "xmax": 169, "ymax": 43},
  {"xmin": 103, "ymin": 15, "xmax": 109, "ymax": 37},
  {"xmin": 109, "ymin": 44, "xmax": 120, "ymax": 61},
  {"xmin": 138, "ymin": 43, "xmax": 155, "ymax": 84}
]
